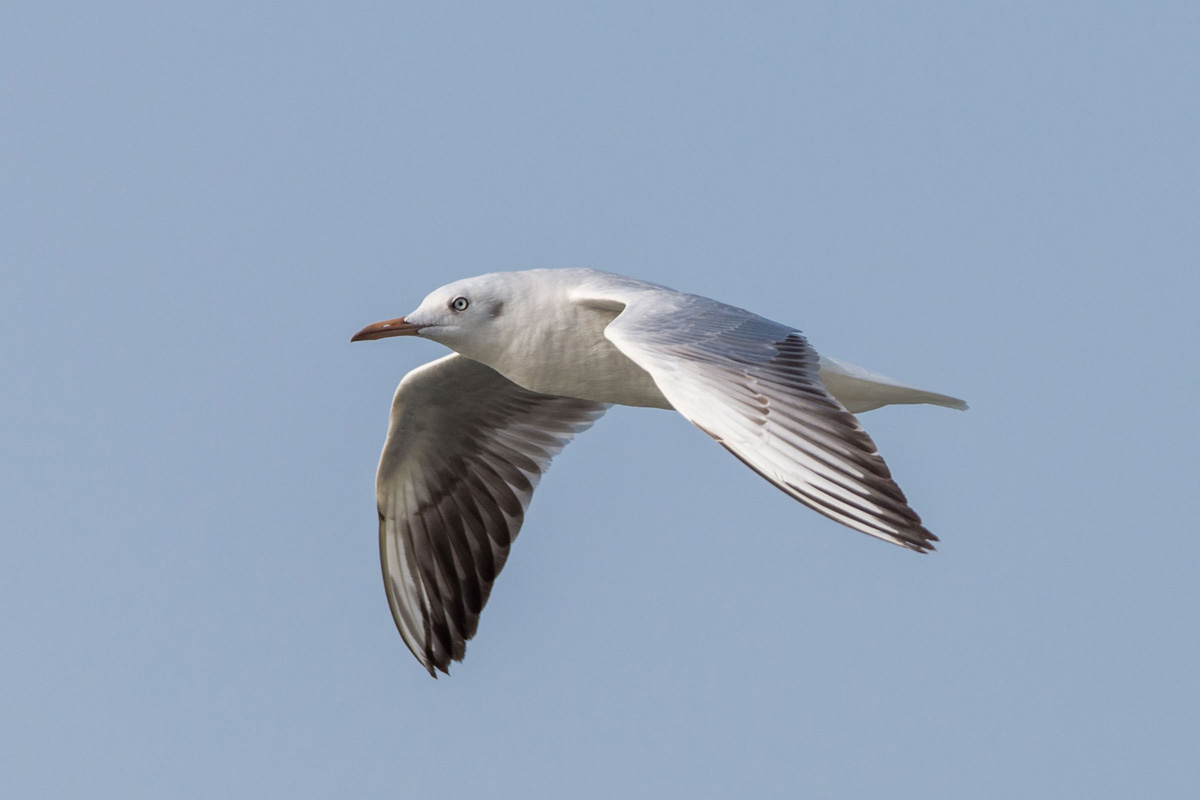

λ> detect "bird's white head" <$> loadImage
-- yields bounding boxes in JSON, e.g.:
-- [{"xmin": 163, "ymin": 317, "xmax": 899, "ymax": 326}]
[{"xmin": 351, "ymin": 272, "xmax": 533, "ymax": 366}]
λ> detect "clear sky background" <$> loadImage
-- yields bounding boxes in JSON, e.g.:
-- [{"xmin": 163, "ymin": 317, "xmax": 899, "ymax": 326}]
[{"xmin": 3, "ymin": 3, "xmax": 1198, "ymax": 798}]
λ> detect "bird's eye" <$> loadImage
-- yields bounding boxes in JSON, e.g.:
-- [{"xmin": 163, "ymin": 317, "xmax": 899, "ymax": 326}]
[{"xmin": 450, "ymin": 296, "xmax": 469, "ymax": 312}]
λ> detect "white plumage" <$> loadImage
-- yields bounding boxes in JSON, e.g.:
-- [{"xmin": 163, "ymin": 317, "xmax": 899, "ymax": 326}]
[{"xmin": 352, "ymin": 269, "xmax": 966, "ymax": 675}]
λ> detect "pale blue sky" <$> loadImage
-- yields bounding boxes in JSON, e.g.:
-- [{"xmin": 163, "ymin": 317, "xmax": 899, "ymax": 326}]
[{"xmin": 3, "ymin": 3, "xmax": 1198, "ymax": 798}]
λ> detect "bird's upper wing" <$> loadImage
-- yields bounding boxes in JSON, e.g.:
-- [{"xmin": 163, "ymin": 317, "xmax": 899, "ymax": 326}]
[
  {"xmin": 598, "ymin": 291, "xmax": 937, "ymax": 551},
  {"xmin": 375, "ymin": 354, "xmax": 608, "ymax": 675}
]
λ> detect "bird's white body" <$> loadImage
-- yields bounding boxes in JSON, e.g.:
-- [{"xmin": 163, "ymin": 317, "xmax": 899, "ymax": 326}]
[
  {"xmin": 404, "ymin": 268, "xmax": 964, "ymax": 412},
  {"xmin": 353, "ymin": 268, "xmax": 966, "ymax": 675}
]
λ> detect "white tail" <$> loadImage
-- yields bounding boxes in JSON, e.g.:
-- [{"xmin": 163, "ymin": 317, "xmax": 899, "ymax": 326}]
[{"xmin": 818, "ymin": 356, "xmax": 968, "ymax": 415}]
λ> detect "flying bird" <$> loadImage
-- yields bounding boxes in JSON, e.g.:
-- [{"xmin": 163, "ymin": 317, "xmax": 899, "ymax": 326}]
[{"xmin": 352, "ymin": 269, "xmax": 966, "ymax": 675}]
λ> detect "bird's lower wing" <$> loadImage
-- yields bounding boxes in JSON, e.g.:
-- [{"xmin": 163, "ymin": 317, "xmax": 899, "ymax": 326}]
[
  {"xmin": 600, "ymin": 294, "xmax": 937, "ymax": 551},
  {"xmin": 375, "ymin": 354, "xmax": 608, "ymax": 675}
]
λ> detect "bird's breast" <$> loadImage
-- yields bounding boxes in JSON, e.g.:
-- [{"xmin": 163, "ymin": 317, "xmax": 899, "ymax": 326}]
[{"xmin": 490, "ymin": 305, "xmax": 673, "ymax": 409}]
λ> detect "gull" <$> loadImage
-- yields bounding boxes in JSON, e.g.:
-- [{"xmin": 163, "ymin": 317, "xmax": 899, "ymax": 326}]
[{"xmin": 352, "ymin": 269, "xmax": 966, "ymax": 675}]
